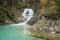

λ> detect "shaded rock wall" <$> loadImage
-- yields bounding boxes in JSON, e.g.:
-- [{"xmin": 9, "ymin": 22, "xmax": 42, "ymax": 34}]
[
  {"xmin": 0, "ymin": 0, "xmax": 40, "ymax": 24},
  {"xmin": 0, "ymin": 0, "xmax": 60, "ymax": 25},
  {"xmin": 28, "ymin": 0, "xmax": 60, "ymax": 25}
]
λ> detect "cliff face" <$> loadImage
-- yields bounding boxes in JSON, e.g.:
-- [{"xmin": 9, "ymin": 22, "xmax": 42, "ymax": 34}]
[
  {"xmin": 28, "ymin": 0, "xmax": 60, "ymax": 25},
  {"xmin": 0, "ymin": 0, "xmax": 40, "ymax": 24},
  {"xmin": 27, "ymin": 0, "xmax": 60, "ymax": 40},
  {"xmin": 0, "ymin": 0, "xmax": 60, "ymax": 25}
]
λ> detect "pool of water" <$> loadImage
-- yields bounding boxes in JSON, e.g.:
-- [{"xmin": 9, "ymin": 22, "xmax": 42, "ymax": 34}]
[{"xmin": 0, "ymin": 24, "xmax": 43, "ymax": 40}]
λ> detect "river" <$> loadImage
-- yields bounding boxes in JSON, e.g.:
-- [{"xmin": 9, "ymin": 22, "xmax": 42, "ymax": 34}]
[{"xmin": 0, "ymin": 24, "xmax": 43, "ymax": 40}]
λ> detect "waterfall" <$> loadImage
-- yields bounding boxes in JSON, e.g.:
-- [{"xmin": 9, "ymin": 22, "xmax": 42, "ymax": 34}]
[
  {"xmin": 20, "ymin": 8, "xmax": 34, "ymax": 34},
  {"xmin": 10, "ymin": 8, "xmax": 34, "ymax": 27},
  {"xmin": 9, "ymin": 8, "xmax": 34, "ymax": 34},
  {"xmin": 18, "ymin": 8, "xmax": 34, "ymax": 25}
]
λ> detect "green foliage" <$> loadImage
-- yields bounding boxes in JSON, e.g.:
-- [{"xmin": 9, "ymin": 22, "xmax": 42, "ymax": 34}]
[
  {"xmin": 0, "ymin": 0, "xmax": 60, "ymax": 23},
  {"xmin": 39, "ymin": 0, "xmax": 59, "ymax": 19},
  {"xmin": 0, "ymin": 0, "xmax": 40, "ymax": 24},
  {"xmin": 34, "ymin": 17, "xmax": 47, "ymax": 28}
]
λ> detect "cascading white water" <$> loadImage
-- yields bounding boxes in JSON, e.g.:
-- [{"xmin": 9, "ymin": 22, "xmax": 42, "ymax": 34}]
[
  {"xmin": 21, "ymin": 8, "xmax": 34, "ymax": 34},
  {"xmin": 10, "ymin": 8, "xmax": 34, "ymax": 34},
  {"xmin": 18, "ymin": 8, "xmax": 34, "ymax": 25},
  {"xmin": 10, "ymin": 8, "xmax": 34, "ymax": 26}
]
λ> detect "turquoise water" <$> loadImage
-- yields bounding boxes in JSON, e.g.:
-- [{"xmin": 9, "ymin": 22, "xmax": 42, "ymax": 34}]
[{"xmin": 0, "ymin": 24, "xmax": 43, "ymax": 40}]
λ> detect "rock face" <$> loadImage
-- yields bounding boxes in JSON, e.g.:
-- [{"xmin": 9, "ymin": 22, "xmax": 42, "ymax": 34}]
[
  {"xmin": 0, "ymin": 0, "xmax": 40, "ymax": 24},
  {"xmin": 27, "ymin": 0, "xmax": 60, "ymax": 25},
  {"xmin": 0, "ymin": 0, "xmax": 60, "ymax": 25}
]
